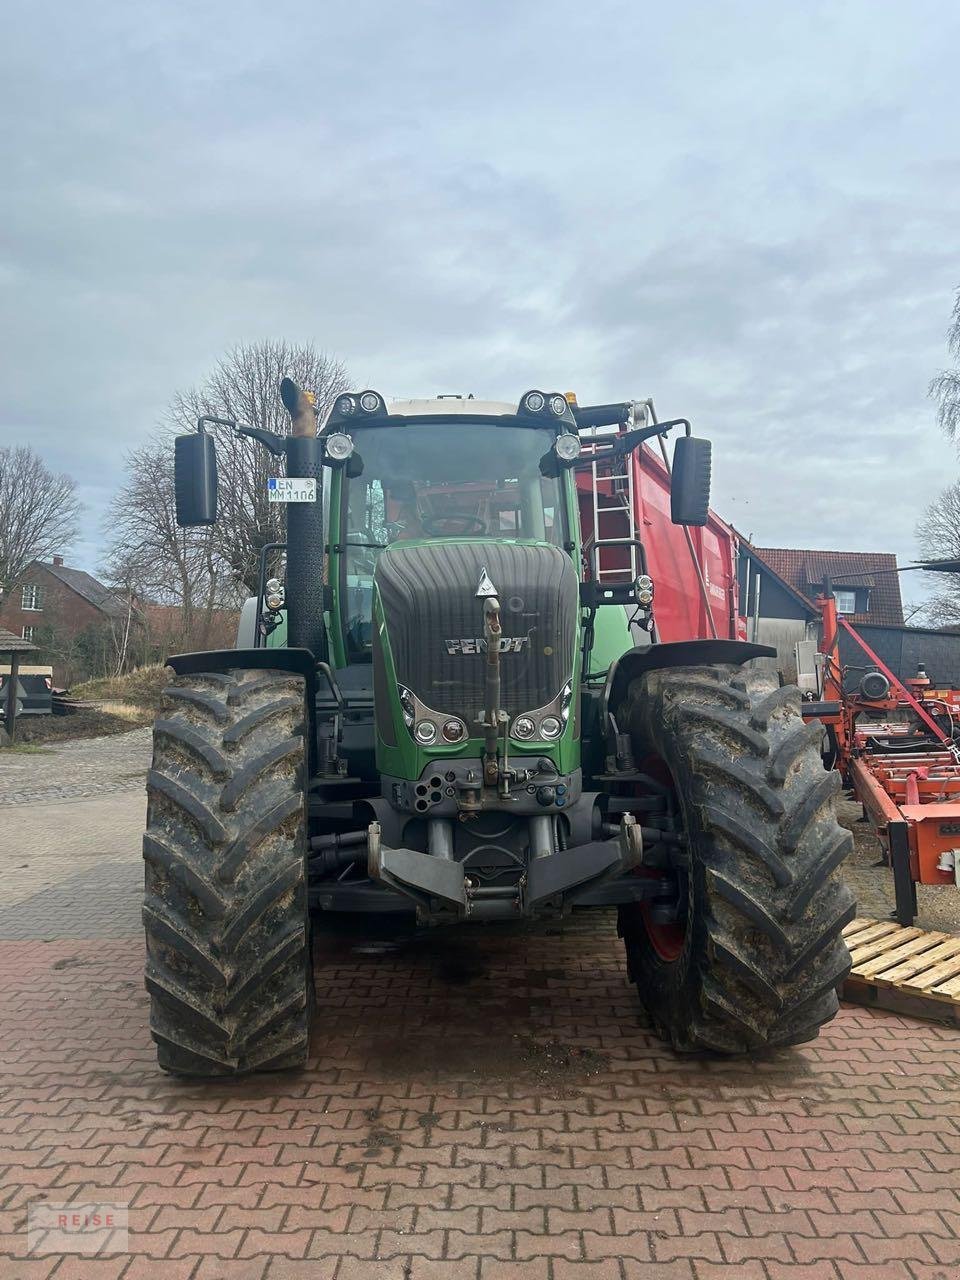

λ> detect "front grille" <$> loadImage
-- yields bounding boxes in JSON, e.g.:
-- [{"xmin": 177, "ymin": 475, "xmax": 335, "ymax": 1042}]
[{"xmin": 374, "ymin": 541, "xmax": 578, "ymax": 719}]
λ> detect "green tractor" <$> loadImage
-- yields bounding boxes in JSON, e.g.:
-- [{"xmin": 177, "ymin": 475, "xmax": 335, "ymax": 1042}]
[{"xmin": 144, "ymin": 380, "xmax": 854, "ymax": 1075}]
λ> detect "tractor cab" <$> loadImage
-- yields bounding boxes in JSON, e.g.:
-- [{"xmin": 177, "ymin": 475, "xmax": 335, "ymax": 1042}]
[{"xmin": 324, "ymin": 394, "xmax": 578, "ymax": 668}]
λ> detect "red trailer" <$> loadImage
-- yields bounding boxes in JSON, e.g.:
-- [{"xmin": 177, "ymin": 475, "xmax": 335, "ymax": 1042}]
[{"xmin": 574, "ymin": 402, "xmax": 745, "ymax": 646}]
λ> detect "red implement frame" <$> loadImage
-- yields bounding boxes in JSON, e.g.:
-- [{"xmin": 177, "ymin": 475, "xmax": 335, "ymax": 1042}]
[{"xmin": 807, "ymin": 594, "xmax": 960, "ymax": 924}]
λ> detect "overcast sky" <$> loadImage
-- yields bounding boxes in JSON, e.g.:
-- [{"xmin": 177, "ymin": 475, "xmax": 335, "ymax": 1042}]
[{"xmin": 2, "ymin": 0, "xmax": 958, "ymax": 612}]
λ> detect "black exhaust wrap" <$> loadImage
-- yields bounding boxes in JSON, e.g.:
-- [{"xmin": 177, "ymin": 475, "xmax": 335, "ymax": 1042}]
[{"xmin": 285, "ymin": 435, "xmax": 326, "ymax": 658}]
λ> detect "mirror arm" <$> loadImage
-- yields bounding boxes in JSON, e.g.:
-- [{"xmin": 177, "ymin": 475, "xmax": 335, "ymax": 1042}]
[
  {"xmin": 197, "ymin": 415, "xmax": 237, "ymax": 434},
  {"xmin": 234, "ymin": 424, "xmax": 288, "ymax": 457},
  {"xmin": 613, "ymin": 417, "xmax": 691, "ymax": 457}
]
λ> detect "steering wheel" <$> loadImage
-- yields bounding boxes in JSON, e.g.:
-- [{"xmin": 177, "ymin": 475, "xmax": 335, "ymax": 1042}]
[{"xmin": 421, "ymin": 513, "xmax": 486, "ymax": 536}]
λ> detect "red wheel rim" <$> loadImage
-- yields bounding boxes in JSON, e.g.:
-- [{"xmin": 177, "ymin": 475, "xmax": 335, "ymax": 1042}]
[
  {"xmin": 633, "ymin": 754, "xmax": 687, "ymax": 964},
  {"xmin": 642, "ymin": 905, "xmax": 685, "ymax": 962}
]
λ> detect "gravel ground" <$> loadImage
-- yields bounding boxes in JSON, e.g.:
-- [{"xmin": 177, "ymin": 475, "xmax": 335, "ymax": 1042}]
[{"xmin": 0, "ymin": 725, "xmax": 152, "ymax": 806}]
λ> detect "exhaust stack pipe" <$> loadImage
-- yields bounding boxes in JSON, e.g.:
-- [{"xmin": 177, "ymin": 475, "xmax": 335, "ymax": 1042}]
[{"xmin": 279, "ymin": 378, "xmax": 325, "ymax": 657}]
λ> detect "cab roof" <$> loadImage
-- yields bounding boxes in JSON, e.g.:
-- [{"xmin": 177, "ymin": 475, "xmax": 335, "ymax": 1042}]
[{"xmin": 385, "ymin": 398, "xmax": 517, "ymax": 418}]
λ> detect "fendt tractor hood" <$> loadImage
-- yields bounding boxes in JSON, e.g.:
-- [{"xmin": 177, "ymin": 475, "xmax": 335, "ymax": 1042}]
[{"xmin": 373, "ymin": 540, "xmax": 578, "ymax": 722}]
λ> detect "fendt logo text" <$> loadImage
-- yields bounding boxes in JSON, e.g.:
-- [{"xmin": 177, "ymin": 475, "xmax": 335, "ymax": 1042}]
[{"xmin": 445, "ymin": 637, "xmax": 529, "ymax": 655}]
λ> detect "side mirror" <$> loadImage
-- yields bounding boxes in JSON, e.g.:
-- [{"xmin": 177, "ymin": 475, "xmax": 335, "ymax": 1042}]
[
  {"xmin": 670, "ymin": 436, "xmax": 711, "ymax": 526},
  {"xmin": 174, "ymin": 430, "xmax": 218, "ymax": 526}
]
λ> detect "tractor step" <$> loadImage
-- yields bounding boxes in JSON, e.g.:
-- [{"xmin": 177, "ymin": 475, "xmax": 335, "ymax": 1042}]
[{"xmin": 841, "ymin": 917, "xmax": 960, "ymax": 1027}]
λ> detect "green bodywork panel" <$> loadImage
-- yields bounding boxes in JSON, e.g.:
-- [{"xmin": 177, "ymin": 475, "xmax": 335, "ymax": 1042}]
[
  {"xmin": 586, "ymin": 604, "xmax": 634, "ymax": 679},
  {"xmin": 260, "ymin": 455, "xmax": 635, "ymax": 783},
  {"xmin": 265, "ymin": 614, "xmax": 287, "ymax": 647}
]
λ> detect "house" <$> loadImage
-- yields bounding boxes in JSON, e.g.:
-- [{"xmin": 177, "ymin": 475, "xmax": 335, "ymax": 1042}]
[
  {"xmin": 751, "ymin": 547, "xmax": 904, "ymax": 626},
  {"xmin": 735, "ymin": 541, "xmax": 949, "ymax": 689},
  {"xmin": 736, "ymin": 541, "xmax": 820, "ymax": 681},
  {"xmin": 0, "ymin": 556, "xmax": 131, "ymax": 685}
]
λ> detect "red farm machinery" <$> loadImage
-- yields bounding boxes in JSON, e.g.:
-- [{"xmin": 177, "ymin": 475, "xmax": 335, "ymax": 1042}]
[
  {"xmin": 572, "ymin": 398, "xmax": 744, "ymax": 652},
  {"xmin": 805, "ymin": 590, "xmax": 960, "ymax": 925}
]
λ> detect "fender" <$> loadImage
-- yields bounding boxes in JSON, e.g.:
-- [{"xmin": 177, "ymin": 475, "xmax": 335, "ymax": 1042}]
[
  {"xmin": 166, "ymin": 647, "xmax": 319, "ymax": 769},
  {"xmin": 604, "ymin": 639, "xmax": 776, "ymax": 718}
]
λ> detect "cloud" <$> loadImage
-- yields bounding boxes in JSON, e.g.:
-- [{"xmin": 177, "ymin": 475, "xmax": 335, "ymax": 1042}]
[{"xmin": 1, "ymin": 0, "xmax": 959, "ymax": 614}]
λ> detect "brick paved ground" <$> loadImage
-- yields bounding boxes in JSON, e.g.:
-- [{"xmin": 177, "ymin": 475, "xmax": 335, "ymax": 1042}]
[{"xmin": 1, "ymin": 731, "xmax": 959, "ymax": 1278}]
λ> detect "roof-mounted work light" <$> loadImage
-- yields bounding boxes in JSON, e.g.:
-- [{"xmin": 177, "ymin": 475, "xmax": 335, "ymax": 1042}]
[
  {"xmin": 328, "ymin": 389, "xmax": 387, "ymax": 429},
  {"xmin": 519, "ymin": 389, "xmax": 577, "ymax": 428}
]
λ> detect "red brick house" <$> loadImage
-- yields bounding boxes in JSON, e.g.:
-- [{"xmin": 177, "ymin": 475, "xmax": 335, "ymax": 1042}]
[
  {"xmin": 751, "ymin": 547, "xmax": 904, "ymax": 627},
  {"xmin": 0, "ymin": 557, "xmax": 130, "ymax": 684}
]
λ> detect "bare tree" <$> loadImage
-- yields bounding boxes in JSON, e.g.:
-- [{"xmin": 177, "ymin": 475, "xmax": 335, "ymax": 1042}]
[
  {"xmin": 930, "ymin": 288, "xmax": 960, "ymax": 440},
  {"xmin": 168, "ymin": 341, "xmax": 349, "ymax": 592},
  {"xmin": 103, "ymin": 442, "xmax": 230, "ymax": 651},
  {"xmin": 916, "ymin": 480, "xmax": 960, "ymax": 624},
  {"xmin": 103, "ymin": 340, "xmax": 349, "ymax": 657},
  {"xmin": 0, "ymin": 446, "xmax": 82, "ymax": 595}
]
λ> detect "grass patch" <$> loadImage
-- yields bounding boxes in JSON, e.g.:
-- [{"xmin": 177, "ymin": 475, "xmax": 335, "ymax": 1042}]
[
  {"xmin": 0, "ymin": 743, "xmax": 55, "ymax": 754},
  {"xmin": 9, "ymin": 704, "xmax": 154, "ymax": 746},
  {"xmin": 72, "ymin": 663, "xmax": 169, "ymax": 711}
]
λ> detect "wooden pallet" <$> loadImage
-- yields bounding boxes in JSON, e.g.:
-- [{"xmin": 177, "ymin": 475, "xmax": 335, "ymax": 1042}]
[{"xmin": 841, "ymin": 918, "xmax": 960, "ymax": 1024}]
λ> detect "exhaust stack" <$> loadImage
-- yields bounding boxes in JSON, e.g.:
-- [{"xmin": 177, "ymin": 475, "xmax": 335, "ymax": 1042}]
[{"xmin": 279, "ymin": 378, "xmax": 325, "ymax": 657}]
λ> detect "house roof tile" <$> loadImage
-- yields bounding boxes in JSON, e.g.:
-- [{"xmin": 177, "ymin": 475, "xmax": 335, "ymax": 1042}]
[
  {"xmin": 38, "ymin": 561, "xmax": 128, "ymax": 620},
  {"xmin": 753, "ymin": 547, "xmax": 904, "ymax": 626}
]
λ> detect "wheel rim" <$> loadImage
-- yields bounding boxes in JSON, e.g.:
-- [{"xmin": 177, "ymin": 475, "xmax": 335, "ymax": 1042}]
[
  {"xmin": 635, "ymin": 754, "xmax": 688, "ymax": 964},
  {"xmin": 642, "ymin": 899, "xmax": 686, "ymax": 962}
]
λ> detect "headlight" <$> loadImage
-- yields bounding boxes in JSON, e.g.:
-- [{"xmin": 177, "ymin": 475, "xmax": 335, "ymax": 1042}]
[
  {"xmin": 264, "ymin": 577, "xmax": 284, "ymax": 610},
  {"xmin": 360, "ymin": 390, "xmax": 381, "ymax": 412},
  {"xmin": 540, "ymin": 715, "xmax": 562, "ymax": 739},
  {"xmin": 554, "ymin": 433, "xmax": 581, "ymax": 462},
  {"xmin": 441, "ymin": 718, "xmax": 466, "ymax": 742},
  {"xmin": 524, "ymin": 391, "xmax": 545, "ymax": 413},
  {"xmin": 636, "ymin": 574, "xmax": 654, "ymax": 606},
  {"xmin": 414, "ymin": 720, "xmax": 438, "ymax": 745},
  {"xmin": 399, "ymin": 686, "xmax": 416, "ymax": 727},
  {"xmin": 334, "ymin": 394, "xmax": 356, "ymax": 417},
  {"xmin": 513, "ymin": 715, "xmax": 536, "ymax": 740},
  {"xmin": 325, "ymin": 432, "xmax": 355, "ymax": 462},
  {"xmin": 549, "ymin": 394, "xmax": 568, "ymax": 416}
]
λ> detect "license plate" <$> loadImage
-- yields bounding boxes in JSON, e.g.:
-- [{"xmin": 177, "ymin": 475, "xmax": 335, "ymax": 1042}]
[{"xmin": 268, "ymin": 477, "xmax": 317, "ymax": 503}]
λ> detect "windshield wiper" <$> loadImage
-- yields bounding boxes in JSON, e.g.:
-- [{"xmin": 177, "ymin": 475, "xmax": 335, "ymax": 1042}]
[{"xmin": 344, "ymin": 539, "xmax": 387, "ymax": 549}]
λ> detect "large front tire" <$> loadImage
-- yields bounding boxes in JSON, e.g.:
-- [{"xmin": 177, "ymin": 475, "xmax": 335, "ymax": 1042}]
[
  {"xmin": 618, "ymin": 663, "xmax": 855, "ymax": 1053},
  {"xmin": 143, "ymin": 668, "xmax": 311, "ymax": 1076}
]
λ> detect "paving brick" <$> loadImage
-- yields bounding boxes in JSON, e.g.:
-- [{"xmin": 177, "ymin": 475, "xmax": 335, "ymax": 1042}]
[
  {"xmin": 45, "ymin": 1262, "xmax": 128, "ymax": 1280},
  {"xmin": 478, "ymin": 1262, "xmax": 548, "ymax": 1280},
  {"xmin": 192, "ymin": 1261, "xmax": 267, "ymax": 1280},
  {"xmin": 120, "ymin": 1261, "xmax": 198, "ymax": 1280},
  {"xmin": 264, "ymin": 1260, "xmax": 336, "ymax": 1280},
  {"xmin": 553, "ymin": 1263, "xmax": 623, "ymax": 1279},
  {"xmin": 1, "ymin": 795, "xmax": 959, "ymax": 1280},
  {"xmin": 765, "ymin": 1265, "xmax": 837, "ymax": 1280}
]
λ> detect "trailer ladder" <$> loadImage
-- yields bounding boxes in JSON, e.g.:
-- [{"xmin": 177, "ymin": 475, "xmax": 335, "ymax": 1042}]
[{"xmin": 579, "ymin": 431, "xmax": 639, "ymax": 585}]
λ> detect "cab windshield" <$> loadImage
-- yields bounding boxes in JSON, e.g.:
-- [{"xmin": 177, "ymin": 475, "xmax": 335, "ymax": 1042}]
[{"xmin": 340, "ymin": 420, "xmax": 567, "ymax": 655}]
